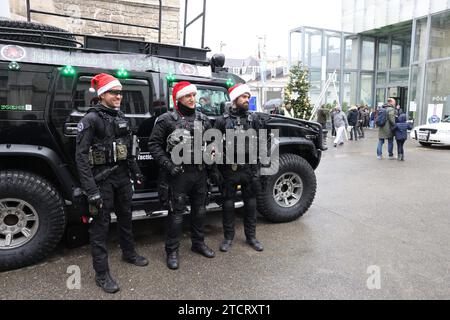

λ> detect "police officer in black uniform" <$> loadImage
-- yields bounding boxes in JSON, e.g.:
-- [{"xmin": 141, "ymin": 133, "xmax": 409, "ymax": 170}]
[
  {"xmin": 76, "ymin": 73, "xmax": 148, "ymax": 294},
  {"xmin": 214, "ymin": 84, "xmax": 264, "ymax": 253},
  {"xmin": 148, "ymin": 81, "xmax": 216, "ymax": 270}
]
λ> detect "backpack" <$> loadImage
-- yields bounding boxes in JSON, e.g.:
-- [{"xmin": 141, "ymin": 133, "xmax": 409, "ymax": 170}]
[{"xmin": 376, "ymin": 108, "xmax": 388, "ymax": 127}]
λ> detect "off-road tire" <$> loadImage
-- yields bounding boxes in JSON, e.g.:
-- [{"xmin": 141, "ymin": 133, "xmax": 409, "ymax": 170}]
[
  {"xmin": 0, "ymin": 171, "xmax": 66, "ymax": 271},
  {"xmin": 257, "ymin": 153, "xmax": 317, "ymax": 223}
]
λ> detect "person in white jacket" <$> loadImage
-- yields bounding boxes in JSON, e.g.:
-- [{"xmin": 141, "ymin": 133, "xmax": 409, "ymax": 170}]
[{"xmin": 331, "ymin": 107, "xmax": 349, "ymax": 147}]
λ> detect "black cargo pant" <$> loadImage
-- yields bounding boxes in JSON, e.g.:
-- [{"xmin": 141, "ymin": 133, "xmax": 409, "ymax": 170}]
[
  {"xmin": 89, "ymin": 168, "xmax": 135, "ymax": 274},
  {"xmin": 221, "ymin": 165, "xmax": 258, "ymax": 241},
  {"xmin": 166, "ymin": 165, "xmax": 208, "ymax": 254}
]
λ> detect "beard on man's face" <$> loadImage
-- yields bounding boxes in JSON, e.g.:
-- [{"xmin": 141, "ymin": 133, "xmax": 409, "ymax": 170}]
[{"xmin": 237, "ymin": 101, "xmax": 249, "ymax": 109}]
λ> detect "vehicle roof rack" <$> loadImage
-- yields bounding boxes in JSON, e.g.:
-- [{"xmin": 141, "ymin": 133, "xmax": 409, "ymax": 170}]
[{"xmin": 0, "ymin": 26, "xmax": 211, "ymax": 66}]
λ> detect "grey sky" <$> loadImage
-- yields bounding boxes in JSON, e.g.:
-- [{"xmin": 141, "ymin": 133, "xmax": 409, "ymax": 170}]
[{"xmin": 182, "ymin": 0, "xmax": 342, "ymax": 59}]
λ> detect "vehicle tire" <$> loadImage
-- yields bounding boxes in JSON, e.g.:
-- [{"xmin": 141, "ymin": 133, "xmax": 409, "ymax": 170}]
[
  {"xmin": 419, "ymin": 142, "xmax": 432, "ymax": 147},
  {"xmin": 257, "ymin": 153, "xmax": 316, "ymax": 223},
  {"xmin": 0, "ymin": 20, "xmax": 77, "ymax": 47},
  {"xmin": 0, "ymin": 171, "xmax": 66, "ymax": 271}
]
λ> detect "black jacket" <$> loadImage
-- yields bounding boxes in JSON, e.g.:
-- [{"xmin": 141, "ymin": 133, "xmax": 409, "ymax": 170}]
[
  {"xmin": 148, "ymin": 110, "xmax": 211, "ymax": 169},
  {"xmin": 214, "ymin": 109, "xmax": 263, "ymax": 175},
  {"xmin": 75, "ymin": 104, "xmax": 140, "ymax": 196}
]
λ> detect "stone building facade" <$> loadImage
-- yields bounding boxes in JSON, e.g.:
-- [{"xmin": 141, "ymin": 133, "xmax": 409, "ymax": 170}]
[{"xmin": 8, "ymin": 0, "xmax": 180, "ymax": 45}]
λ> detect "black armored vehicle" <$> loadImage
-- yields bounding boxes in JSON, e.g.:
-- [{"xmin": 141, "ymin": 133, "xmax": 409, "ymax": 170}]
[{"xmin": 0, "ymin": 20, "xmax": 325, "ymax": 271}]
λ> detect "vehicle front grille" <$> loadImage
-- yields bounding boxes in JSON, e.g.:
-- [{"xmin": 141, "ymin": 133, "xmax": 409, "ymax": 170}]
[{"xmin": 419, "ymin": 128, "xmax": 438, "ymax": 134}]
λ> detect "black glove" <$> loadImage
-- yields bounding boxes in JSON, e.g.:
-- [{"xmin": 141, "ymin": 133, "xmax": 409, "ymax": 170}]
[
  {"xmin": 165, "ymin": 161, "xmax": 183, "ymax": 177},
  {"xmin": 88, "ymin": 193, "xmax": 103, "ymax": 217}
]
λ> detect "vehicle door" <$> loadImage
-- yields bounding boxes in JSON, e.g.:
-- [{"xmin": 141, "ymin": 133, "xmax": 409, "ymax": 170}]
[{"xmin": 48, "ymin": 68, "xmax": 160, "ymax": 193}]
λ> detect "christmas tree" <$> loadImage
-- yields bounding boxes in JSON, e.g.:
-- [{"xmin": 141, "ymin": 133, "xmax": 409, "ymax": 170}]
[{"xmin": 284, "ymin": 64, "xmax": 313, "ymax": 119}]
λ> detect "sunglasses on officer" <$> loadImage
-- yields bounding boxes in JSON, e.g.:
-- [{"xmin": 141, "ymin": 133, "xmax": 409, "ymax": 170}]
[{"xmin": 106, "ymin": 90, "xmax": 123, "ymax": 96}]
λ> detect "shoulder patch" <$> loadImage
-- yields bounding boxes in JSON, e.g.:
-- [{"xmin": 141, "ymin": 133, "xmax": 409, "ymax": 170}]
[{"xmin": 77, "ymin": 122, "xmax": 85, "ymax": 132}]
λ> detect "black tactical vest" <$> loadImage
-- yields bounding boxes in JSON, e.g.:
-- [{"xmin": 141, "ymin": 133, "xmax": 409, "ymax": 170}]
[{"xmin": 88, "ymin": 106, "xmax": 132, "ymax": 166}]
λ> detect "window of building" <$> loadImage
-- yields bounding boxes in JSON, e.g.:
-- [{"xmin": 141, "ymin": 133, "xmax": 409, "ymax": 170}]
[
  {"xmin": 389, "ymin": 69, "xmax": 409, "ymax": 85},
  {"xmin": 408, "ymin": 64, "xmax": 423, "ymax": 119},
  {"xmin": 360, "ymin": 74, "xmax": 374, "ymax": 106},
  {"xmin": 343, "ymin": 72, "xmax": 358, "ymax": 109},
  {"xmin": 325, "ymin": 72, "xmax": 340, "ymax": 105},
  {"xmin": 424, "ymin": 60, "xmax": 450, "ymax": 120},
  {"xmin": 361, "ymin": 40, "xmax": 375, "ymax": 70},
  {"xmin": 414, "ymin": 18, "xmax": 428, "ymax": 62},
  {"xmin": 391, "ymin": 31, "xmax": 411, "ymax": 68},
  {"xmin": 391, "ymin": 42, "xmax": 403, "ymax": 69},
  {"xmin": 345, "ymin": 38, "xmax": 359, "ymax": 69},
  {"xmin": 376, "ymin": 88, "xmax": 386, "ymax": 106},
  {"xmin": 429, "ymin": 11, "xmax": 450, "ymax": 60},
  {"xmin": 309, "ymin": 33, "xmax": 322, "ymax": 68},
  {"xmin": 327, "ymin": 36, "xmax": 341, "ymax": 69},
  {"xmin": 377, "ymin": 40, "xmax": 388, "ymax": 70},
  {"xmin": 377, "ymin": 72, "xmax": 387, "ymax": 86}
]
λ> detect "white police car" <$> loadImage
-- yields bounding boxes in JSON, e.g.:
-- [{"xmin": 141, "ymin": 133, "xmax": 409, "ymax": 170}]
[{"xmin": 411, "ymin": 116, "xmax": 450, "ymax": 146}]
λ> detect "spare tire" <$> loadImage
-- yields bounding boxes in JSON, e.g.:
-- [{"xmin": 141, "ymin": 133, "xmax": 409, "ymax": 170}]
[{"xmin": 0, "ymin": 20, "xmax": 77, "ymax": 47}]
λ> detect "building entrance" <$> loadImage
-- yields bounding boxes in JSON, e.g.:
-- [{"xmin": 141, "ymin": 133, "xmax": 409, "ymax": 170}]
[{"xmin": 388, "ymin": 86, "xmax": 408, "ymax": 112}]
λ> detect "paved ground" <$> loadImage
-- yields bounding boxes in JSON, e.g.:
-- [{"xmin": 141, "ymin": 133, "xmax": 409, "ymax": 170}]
[{"xmin": 1, "ymin": 129, "xmax": 449, "ymax": 300}]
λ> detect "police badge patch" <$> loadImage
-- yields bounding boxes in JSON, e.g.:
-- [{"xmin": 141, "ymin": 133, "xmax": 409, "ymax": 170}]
[{"xmin": 77, "ymin": 122, "xmax": 84, "ymax": 132}]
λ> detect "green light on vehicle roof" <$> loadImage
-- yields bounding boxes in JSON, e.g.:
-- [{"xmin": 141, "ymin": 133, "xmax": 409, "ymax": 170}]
[
  {"xmin": 116, "ymin": 68, "xmax": 129, "ymax": 78},
  {"xmin": 61, "ymin": 65, "xmax": 76, "ymax": 77},
  {"xmin": 8, "ymin": 61, "xmax": 21, "ymax": 71},
  {"xmin": 166, "ymin": 73, "xmax": 176, "ymax": 83},
  {"xmin": 226, "ymin": 78, "xmax": 235, "ymax": 88}
]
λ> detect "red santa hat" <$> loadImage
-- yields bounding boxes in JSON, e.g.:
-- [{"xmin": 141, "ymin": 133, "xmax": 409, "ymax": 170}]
[
  {"xmin": 89, "ymin": 73, "xmax": 122, "ymax": 96},
  {"xmin": 228, "ymin": 83, "xmax": 251, "ymax": 103},
  {"xmin": 172, "ymin": 81, "xmax": 197, "ymax": 106}
]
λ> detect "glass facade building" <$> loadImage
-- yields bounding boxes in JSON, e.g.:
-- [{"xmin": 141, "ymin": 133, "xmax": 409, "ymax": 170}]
[{"xmin": 289, "ymin": 1, "xmax": 450, "ymax": 125}]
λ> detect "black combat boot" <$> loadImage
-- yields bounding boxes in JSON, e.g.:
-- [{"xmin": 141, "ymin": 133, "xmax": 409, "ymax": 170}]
[
  {"xmin": 219, "ymin": 239, "xmax": 233, "ymax": 252},
  {"xmin": 166, "ymin": 251, "xmax": 179, "ymax": 270},
  {"xmin": 122, "ymin": 253, "xmax": 149, "ymax": 267},
  {"xmin": 95, "ymin": 272, "xmax": 120, "ymax": 294},
  {"xmin": 191, "ymin": 243, "xmax": 215, "ymax": 258},
  {"xmin": 246, "ymin": 238, "xmax": 264, "ymax": 252}
]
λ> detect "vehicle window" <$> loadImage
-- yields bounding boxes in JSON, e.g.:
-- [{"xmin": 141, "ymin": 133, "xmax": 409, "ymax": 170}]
[
  {"xmin": 0, "ymin": 69, "xmax": 49, "ymax": 111},
  {"xmin": 75, "ymin": 76, "xmax": 151, "ymax": 116},
  {"xmin": 168, "ymin": 84, "xmax": 229, "ymax": 116}
]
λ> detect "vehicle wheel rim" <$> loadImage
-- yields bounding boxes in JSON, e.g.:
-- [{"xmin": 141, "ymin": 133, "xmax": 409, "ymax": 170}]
[
  {"xmin": 273, "ymin": 172, "xmax": 303, "ymax": 208},
  {"xmin": 0, "ymin": 198, "xmax": 39, "ymax": 250}
]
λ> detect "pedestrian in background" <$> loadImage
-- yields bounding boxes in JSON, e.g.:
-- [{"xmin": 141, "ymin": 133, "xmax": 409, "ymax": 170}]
[
  {"xmin": 391, "ymin": 113, "xmax": 412, "ymax": 161},
  {"xmin": 332, "ymin": 107, "xmax": 348, "ymax": 147},
  {"xmin": 317, "ymin": 105, "xmax": 329, "ymax": 130},
  {"xmin": 347, "ymin": 105, "xmax": 359, "ymax": 141},
  {"xmin": 376, "ymin": 102, "xmax": 396, "ymax": 159}
]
